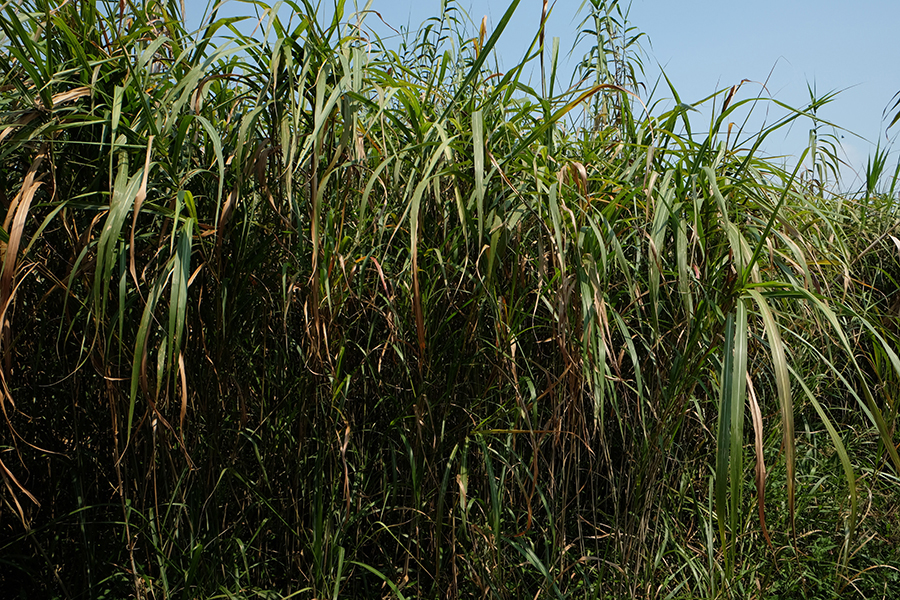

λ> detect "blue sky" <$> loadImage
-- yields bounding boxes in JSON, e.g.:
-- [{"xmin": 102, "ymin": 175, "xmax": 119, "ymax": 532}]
[
  {"xmin": 186, "ymin": 0, "xmax": 900, "ymax": 190},
  {"xmin": 627, "ymin": 0, "xmax": 899, "ymax": 189}
]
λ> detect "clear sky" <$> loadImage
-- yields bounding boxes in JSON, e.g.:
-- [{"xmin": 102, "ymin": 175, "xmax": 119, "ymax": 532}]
[
  {"xmin": 627, "ymin": 0, "xmax": 900, "ymax": 190},
  {"xmin": 186, "ymin": 0, "xmax": 900, "ymax": 190}
]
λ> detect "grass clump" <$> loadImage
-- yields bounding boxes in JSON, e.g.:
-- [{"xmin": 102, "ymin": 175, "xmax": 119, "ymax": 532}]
[{"xmin": 0, "ymin": 0, "xmax": 898, "ymax": 598}]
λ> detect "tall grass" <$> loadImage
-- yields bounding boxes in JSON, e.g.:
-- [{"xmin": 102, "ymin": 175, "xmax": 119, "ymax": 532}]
[{"xmin": 1, "ymin": 0, "xmax": 898, "ymax": 598}]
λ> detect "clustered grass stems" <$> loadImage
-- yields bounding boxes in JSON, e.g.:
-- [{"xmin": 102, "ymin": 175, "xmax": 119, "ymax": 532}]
[{"xmin": 0, "ymin": 0, "xmax": 898, "ymax": 598}]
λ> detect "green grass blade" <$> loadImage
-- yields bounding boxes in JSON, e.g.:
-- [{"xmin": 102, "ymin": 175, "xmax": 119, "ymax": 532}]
[{"xmin": 747, "ymin": 288, "xmax": 795, "ymax": 537}]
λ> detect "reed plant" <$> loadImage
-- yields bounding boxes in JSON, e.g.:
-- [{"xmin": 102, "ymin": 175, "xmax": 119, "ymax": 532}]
[{"xmin": 0, "ymin": 0, "xmax": 898, "ymax": 598}]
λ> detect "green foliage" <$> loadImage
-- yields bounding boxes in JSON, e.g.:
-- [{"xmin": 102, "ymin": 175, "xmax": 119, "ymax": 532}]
[{"xmin": 0, "ymin": 0, "xmax": 898, "ymax": 598}]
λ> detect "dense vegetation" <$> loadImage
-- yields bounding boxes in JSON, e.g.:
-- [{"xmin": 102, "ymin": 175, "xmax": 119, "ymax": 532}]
[{"xmin": 1, "ymin": 0, "xmax": 898, "ymax": 597}]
